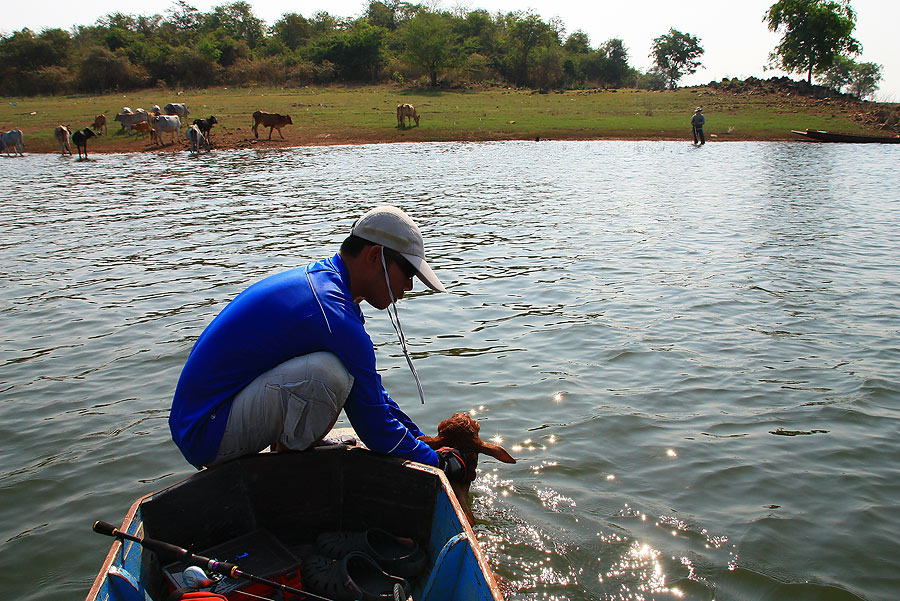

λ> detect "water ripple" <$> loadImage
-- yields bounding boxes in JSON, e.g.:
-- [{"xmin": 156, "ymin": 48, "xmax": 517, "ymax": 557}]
[{"xmin": 1, "ymin": 142, "xmax": 899, "ymax": 601}]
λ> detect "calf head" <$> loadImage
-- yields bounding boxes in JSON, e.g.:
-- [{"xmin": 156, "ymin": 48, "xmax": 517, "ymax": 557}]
[{"xmin": 419, "ymin": 412, "xmax": 515, "ymax": 525}]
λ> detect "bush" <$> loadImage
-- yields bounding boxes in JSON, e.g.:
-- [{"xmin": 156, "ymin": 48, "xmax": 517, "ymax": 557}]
[
  {"xmin": 225, "ymin": 56, "xmax": 287, "ymax": 86},
  {"xmin": 447, "ymin": 53, "xmax": 495, "ymax": 84},
  {"xmin": 284, "ymin": 61, "xmax": 316, "ymax": 86},
  {"xmin": 76, "ymin": 46, "xmax": 147, "ymax": 93},
  {"xmin": 168, "ymin": 46, "xmax": 224, "ymax": 87},
  {"xmin": 28, "ymin": 66, "xmax": 75, "ymax": 95},
  {"xmin": 634, "ymin": 69, "xmax": 667, "ymax": 91}
]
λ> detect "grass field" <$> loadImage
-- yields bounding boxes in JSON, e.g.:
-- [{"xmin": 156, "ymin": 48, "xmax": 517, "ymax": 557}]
[{"xmin": 0, "ymin": 84, "xmax": 887, "ymax": 154}]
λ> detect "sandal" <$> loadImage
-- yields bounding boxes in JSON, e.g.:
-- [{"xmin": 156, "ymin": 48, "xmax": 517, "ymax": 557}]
[
  {"xmin": 316, "ymin": 528, "xmax": 427, "ymax": 578},
  {"xmin": 301, "ymin": 552, "xmax": 411, "ymax": 601}
]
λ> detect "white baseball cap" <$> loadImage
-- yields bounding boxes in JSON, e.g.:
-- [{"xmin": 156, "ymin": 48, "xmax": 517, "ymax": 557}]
[{"xmin": 351, "ymin": 205, "xmax": 446, "ymax": 292}]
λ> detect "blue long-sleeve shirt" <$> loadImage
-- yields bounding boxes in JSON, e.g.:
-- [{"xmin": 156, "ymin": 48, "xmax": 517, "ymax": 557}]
[{"xmin": 169, "ymin": 253, "xmax": 439, "ymax": 469}]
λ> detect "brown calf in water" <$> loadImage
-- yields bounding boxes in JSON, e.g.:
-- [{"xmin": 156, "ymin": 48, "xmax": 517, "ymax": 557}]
[{"xmin": 419, "ymin": 412, "xmax": 516, "ymax": 525}]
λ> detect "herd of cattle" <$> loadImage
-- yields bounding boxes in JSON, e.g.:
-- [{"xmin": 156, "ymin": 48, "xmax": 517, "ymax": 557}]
[{"xmin": 2, "ymin": 102, "xmax": 420, "ymax": 158}]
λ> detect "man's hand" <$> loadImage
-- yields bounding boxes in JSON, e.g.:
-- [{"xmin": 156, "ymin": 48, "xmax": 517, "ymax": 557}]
[{"xmin": 436, "ymin": 447, "xmax": 467, "ymax": 483}]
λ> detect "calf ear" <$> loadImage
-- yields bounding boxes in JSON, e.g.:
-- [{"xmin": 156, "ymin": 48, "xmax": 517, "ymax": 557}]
[
  {"xmin": 477, "ymin": 441, "xmax": 516, "ymax": 464},
  {"xmin": 417, "ymin": 435, "xmax": 443, "ymax": 450}
]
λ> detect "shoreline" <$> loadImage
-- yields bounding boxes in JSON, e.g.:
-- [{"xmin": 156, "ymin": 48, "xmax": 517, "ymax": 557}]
[
  {"xmin": 13, "ymin": 130, "xmax": 806, "ymax": 156},
  {"xmin": 5, "ymin": 84, "xmax": 895, "ymax": 155}
]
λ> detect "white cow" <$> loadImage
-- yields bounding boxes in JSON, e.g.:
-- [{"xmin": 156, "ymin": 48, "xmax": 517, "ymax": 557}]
[
  {"xmin": 151, "ymin": 115, "xmax": 181, "ymax": 145},
  {"xmin": 1, "ymin": 129, "xmax": 24, "ymax": 156},
  {"xmin": 114, "ymin": 108, "xmax": 149, "ymax": 133},
  {"xmin": 186, "ymin": 124, "xmax": 210, "ymax": 154},
  {"xmin": 150, "ymin": 104, "xmax": 161, "ymax": 116},
  {"xmin": 164, "ymin": 103, "xmax": 189, "ymax": 124},
  {"xmin": 54, "ymin": 125, "xmax": 72, "ymax": 155}
]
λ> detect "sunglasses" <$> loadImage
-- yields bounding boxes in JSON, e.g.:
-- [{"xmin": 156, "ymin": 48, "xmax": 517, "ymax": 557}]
[{"xmin": 383, "ymin": 247, "xmax": 418, "ymax": 279}]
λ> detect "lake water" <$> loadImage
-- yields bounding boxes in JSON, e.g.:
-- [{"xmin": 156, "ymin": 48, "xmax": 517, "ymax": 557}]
[{"xmin": 1, "ymin": 140, "xmax": 898, "ymax": 601}]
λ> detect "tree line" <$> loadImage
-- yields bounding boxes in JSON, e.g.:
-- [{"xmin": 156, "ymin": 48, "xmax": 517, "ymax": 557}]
[
  {"xmin": 0, "ymin": 0, "xmax": 655, "ymax": 96},
  {"xmin": 0, "ymin": 0, "xmax": 883, "ymax": 100}
]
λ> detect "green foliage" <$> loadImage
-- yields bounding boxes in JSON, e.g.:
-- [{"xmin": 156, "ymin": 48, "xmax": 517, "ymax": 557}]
[
  {"xmin": 0, "ymin": 4, "xmax": 693, "ymax": 94},
  {"xmin": 76, "ymin": 46, "xmax": 147, "ymax": 92},
  {"xmin": 401, "ymin": 11, "xmax": 456, "ymax": 86},
  {"xmin": 817, "ymin": 55, "xmax": 882, "ymax": 99},
  {"xmin": 564, "ymin": 31, "xmax": 591, "ymax": 54},
  {"xmin": 650, "ymin": 28, "xmax": 704, "ymax": 89},
  {"xmin": 501, "ymin": 11, "xmax": 561, "ymax": 87},
  {"xmin": 0, "ymin": 28, "xmax": 70, "ymax": 71},
  {"xmin": 765, "ymin": 0, "xmax": 860, "ymax": 83},
  {"xmin": 365, "ymin": 1, "xmax": 422, "ymax": 31},
  {"xmin": 168, "ymin": 45, "xmax": 223, "ymax": 87},
  {"xmin": 206, "ymin": 2, "xmax": 266, "ymax": 49},
  {"xmin": 578, "ymin": 38, "xmax": 631, "ymax": 88},
  {"xmin": 308, "ymin": 21, "xmax": 388, "ymax": 81},
  {"xmin": 272, "ymin": 13, "xmax": 311, "ymax": 51},
  {"xmin": 634, "ymin": 69, "xmax": 668, "ymax": 90}
]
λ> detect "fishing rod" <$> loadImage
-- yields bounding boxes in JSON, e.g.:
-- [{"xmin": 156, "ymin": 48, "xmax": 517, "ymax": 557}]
[{"xmin": 92, "ymin": 520, "xmax": 334, "ymax": 601}]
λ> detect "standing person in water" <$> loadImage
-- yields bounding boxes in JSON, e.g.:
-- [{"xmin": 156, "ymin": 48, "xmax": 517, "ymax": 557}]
[
  {"xmin": 169, "ymin": 205, "xmax": 462, "ymax": 475},
  {"xmin": 692, "ymin": 107, "xmax": 706, "ymax": 145}
]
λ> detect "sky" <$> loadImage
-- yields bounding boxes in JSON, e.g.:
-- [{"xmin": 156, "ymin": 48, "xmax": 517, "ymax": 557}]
[{"xmin": 3, "ymin": 0, "xmax": 898, "ymax": 102}]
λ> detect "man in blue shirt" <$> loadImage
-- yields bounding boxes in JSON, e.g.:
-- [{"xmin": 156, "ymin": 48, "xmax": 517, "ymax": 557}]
[{"xmin": 169, "ymin": 206, "xmax": 449, "ymax": 471}]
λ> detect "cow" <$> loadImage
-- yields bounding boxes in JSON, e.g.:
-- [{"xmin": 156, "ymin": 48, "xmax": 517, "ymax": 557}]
[
  {"xmin": 397, "ymin": 103, "xmax": 419, "ymax": 127},
  {"xmin": 252, "ymin": 110, "xmax": 292, "ymax": 140},
  {"xmin": 132, "ymin": 121, "xmax": 152, "ymax": 141},
  {"xmin": 164, "ymin": 103, "xmax": 189, "ymax": 123},
  {"xmin": 192, "ymin": 116, "xmax": 217, "ymax": 140},
  {"xmin": 114, "ymin": 108, "xmax": 149, "ymax": 133},
  {"xmin": 150, "ymin": 104, "xmax": 161, "ymax": 116},
  {"xmin": 91, "ymin": 114, "xmax": 107, "ymax": 135},
  {"xmin": 186, "ymin": 124, "xmax": 210, "ymax": 154},
  {"xmin": 1, "ymin": 129, "xmax": 24, "ymax": 156},
  {"xmin": 151, "ymin": 115, "xmax": 181, "ymax": 145},
  {"xmin": 54, "ymin": 125, "xmax": 72, "ymax": 155},
  {"xmin": 72, "ymin": 128, "xmax": 96, "ymax": 159},
  {"xmin": 115, "ymin": 107, "xmax": 133, "ymax": 131}
]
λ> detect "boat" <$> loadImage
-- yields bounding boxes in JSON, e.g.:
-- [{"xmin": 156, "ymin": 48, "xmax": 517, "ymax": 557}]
[
  {"xmin": 86, "ymin": 444, "xmax": 505, "ymax": 601},
  {"xmin": 791, "ymin": 129, "xmax": 900, "ymax": 144}
]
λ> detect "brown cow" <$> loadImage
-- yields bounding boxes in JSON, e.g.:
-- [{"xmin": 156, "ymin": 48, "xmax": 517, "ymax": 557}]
[
  {"xmin": 132, "ymin": 121, "xmax": 152, "ymax": 141},
  {"xmin": 419, "ymin": 412, "xmax": 516, "ymax": 526},
  {"xmin": 252, "ymin": 110, "xmax": 292, "ymax": 140},
  {"xmin": 396, "ymin": 103, "xmax": 419, "ymax": 127},
  {"xmin": 91, "ymin": 114, "xmax": 107, "ymax": 135}
]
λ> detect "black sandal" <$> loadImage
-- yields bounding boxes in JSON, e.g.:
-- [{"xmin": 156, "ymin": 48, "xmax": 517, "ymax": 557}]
[
  {"xmin": 315, "ymin": 529, "xmax": 427, "ymax": 578},
  {"xmin": 301, "ymin": 552, "xmax": 411, "ymax": 601}
]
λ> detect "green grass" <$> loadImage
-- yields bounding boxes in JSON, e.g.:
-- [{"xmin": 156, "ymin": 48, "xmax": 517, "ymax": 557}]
[{"xmin": 0, "ymin": 84, "xmax": 882, "ymax": 153}]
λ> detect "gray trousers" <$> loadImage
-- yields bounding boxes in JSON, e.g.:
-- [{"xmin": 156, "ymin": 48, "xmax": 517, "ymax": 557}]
[{"xmin": 211, "ymin": 352, "xmax": 354, "ymax": 466}]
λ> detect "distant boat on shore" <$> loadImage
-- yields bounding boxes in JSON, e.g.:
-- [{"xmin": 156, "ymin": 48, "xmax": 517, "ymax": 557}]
[{"xmin": 791, "ymin": 129, "xmax": 900, "ymax": 144}]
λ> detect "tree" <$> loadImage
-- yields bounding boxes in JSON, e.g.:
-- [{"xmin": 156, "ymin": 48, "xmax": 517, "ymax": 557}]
[
  {"xmin": 563, "ymin": 30, "xmax": 591, "ymax": 54},
  {"xmin": 206, "ymin": 2, "xmax": 265, "ymax": 49},
  {"xmin": 818, "ymin": 55, "xmax": 882, "ymax": 99},
  {"xmin": 455, "ymin": 9, "xmax": 499, "ymax": 57},
  {"xmin": 272, "ymin": 13, "xmax": 311, "ymax": 51},
  {"xmin": 598, "ymin": 38, "xmax": 630, "ymax": 87},
  {"xmin": 764, "ymin": 0, "xmax": 860, "ymax": 84},
  {"xmin": 76, "ymin": 46, "xmax": 145, "ymax": 92},
  {"xmin": 846, "ymin": 61, "xmax": 882, "ymax": 99},
  {"xmin": 402, "ymin": 11, "xmax": 456, "ymax": 86},
  {"xmin": 501, "ymin": 11, "xmax": 561, "ymax": 87},
  {"xmin": 309, "ymin": 21, "xmax": 387, "ymax": 81},
  {"xmin": 649, "ymin": 28, "xmax": 703, "ymax": 89}
]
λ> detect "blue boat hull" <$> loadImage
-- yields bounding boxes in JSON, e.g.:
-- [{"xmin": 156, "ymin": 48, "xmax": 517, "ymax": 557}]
[{"xmin": 87, "ymin": 446, "xmax": 504, "ymax": 601}]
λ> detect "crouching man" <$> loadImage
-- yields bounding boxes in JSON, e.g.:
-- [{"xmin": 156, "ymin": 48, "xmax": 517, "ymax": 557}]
[{"xmin": 169, "ymin": 206, "xmax": 457, "ymax": 473}]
